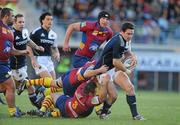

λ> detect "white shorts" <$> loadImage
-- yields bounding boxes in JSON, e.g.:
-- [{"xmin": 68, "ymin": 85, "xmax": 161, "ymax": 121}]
[
  {"xmin": 34, "ymin": 65, "xmax": 48, "ymax": 75},
  {"xmin": 12, "ymin": 66, "xmax": 28, "ymax": 81},
  {"xmin": 36, "ymin": 56, "xmax": 55, "ymax": 73},
  {"xmin": 98, "ymin": 68, "xmax": 116, "ymax": 83}
]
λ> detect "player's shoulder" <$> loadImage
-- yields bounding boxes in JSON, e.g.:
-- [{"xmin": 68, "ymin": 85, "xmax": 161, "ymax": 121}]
[
  {"xmin": 22, "ymin": 28, "xmax": 29, "ymax": 34},
  {"xmin": 22, "ymin": 28, "xmax": 29, "ymax": 38},
  {"xmin": 31, "ymin": 27, "xmax": 41, "ymax": 34},
  {"xmin": 49, "ymin": 29, "xmax": 57, "ymax": 39},
  {"xmin": 110, "ymin": 33, "xmax": 121, "ymax": 41},
  {"xmin": 106, "ymin": 26, "xmax": 113, "ymax": 34},
  {"xmin": 84, "ymin": 21, "xmax": 96, "ymax": 27}
]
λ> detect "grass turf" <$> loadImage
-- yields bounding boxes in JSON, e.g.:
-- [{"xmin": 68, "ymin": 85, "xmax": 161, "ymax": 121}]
[{"xmin": 0, "ymin": 91, "xmax": 180, "ymax": 125}]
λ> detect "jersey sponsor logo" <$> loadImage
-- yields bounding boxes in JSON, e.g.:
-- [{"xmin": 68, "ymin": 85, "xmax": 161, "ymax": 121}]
[
  {"xmin": 15, "ymin": 39, "xmax": 28, "ymax": 46},
  {"xmin": 40, "ymin": 39, "xmax": 54, "ymax": 44},
  {"xmin": 15, "ymin": 36, "xmax": 20, "ymax": 40},
  {"xmin": 41, "ymin": 33, "xmax": 45, "ymax": 37},
  {"xmin": 92, "ymin": 30, "xmax": 108, "ymax": 36},
  {"xmin": 89, "ymin": 42, "xmax": 99, "ymax": 52},
  {"xmin": 3, "ymin": 41, "xmax": 12, "ymax": 53},
  {"xmin": 92, "ymin": 30, "xmax": 98, "ymax": 36}
]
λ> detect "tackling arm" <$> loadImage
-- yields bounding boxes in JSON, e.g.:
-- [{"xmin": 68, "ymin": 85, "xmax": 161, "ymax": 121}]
[{"xmin": 83, "ymin": 65, "xmax": 109, "ymax": 78}]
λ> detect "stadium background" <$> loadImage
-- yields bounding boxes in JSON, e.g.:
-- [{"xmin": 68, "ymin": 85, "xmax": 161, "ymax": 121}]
[{"xmin": 1, "ymin": 0, "xmax": 180, "ymax": 92}]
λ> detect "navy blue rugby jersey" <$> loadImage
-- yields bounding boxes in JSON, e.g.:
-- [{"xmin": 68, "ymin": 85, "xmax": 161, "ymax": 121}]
[
  {"xmin": 95, "ymin": 33, "xmax": 131, "ymax": 69},
  {"xmin": 10, "ymin": 28, "xmax": 30, "ymax": 69},
  {"xmin": 30, "ymin": 27, "xmax": 58, "ymax": 56}
]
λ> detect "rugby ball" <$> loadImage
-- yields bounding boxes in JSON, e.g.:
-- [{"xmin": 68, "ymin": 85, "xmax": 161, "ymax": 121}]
[{"xmin": 123, "ymin": 58, "xmax": 132, "ymax": 68}]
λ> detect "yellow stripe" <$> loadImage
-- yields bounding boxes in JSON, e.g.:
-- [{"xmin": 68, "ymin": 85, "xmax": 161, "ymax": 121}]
[
  {"xmin": 76, "ymin": 68, "xmax": 85, "ymax": 81},
  {"xmin": 79, "ymin": 42, "xmax": 85, "ymax": 49}
]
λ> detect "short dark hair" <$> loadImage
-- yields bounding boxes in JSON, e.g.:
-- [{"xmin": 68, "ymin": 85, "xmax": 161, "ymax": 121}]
[
  {"xmin": 84, "ymin": 81, "xmax": 97, "ymax": 94},
  {"xmin": 0, "ymin": 7, "xmax": 2, "ymax": 17},
  {"xmin": 121, "ymin": 22, "xmax": 135, "ymax": 32},
  {"xmin": 39, "ymin": 12, "xmax": 52, "ymax": 25},
  {"xmin": 14, "ymin": 14, "xmax": 23, "ymax": 22},
  {"xmin": 0, "ymin": 7, "xmax": 13, "ymax": 19}
]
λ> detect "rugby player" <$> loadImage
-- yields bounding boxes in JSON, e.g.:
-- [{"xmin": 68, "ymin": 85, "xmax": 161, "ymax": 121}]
[
  {"xmin": 94, "ymin": 22, "xmax": 145, "ymax": 120},
  {"xmin": 0, "ymin": 8, "xmax": 28, "ymax": 117}
]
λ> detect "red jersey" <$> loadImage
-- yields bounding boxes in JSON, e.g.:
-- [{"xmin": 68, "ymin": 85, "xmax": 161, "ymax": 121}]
[
  {"xmin": 0, "ymin": 21, "xmax": 14, "ymax": 62},
  {"xmin": 75, "ymin": 21, "xmax": 113, "ymax": 58},
  {"xmin": 65, "ymin": 82, "xmax": 100, "ymax": 118},
  {"xmin": 68, "ymin": 60, "xmax": 96, "ymax": 87}
]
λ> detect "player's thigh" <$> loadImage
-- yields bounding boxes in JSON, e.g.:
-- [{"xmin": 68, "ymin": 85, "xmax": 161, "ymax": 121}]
[
  {"xmin": 2, "ymin": 77, "xmax": 15, "ymax": 90},
  {"xmin": 113, "ymin": 71, "xmax": 133, "ymax": 90},
  {"xmin": 0, "ymin": 65, "xmax": 15, "ymax": 89}
]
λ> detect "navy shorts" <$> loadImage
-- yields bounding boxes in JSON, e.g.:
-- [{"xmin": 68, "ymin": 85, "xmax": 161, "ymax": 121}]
[
  {"xmin": 55, "ymin": 95, "xmax": 70, "ymax": 117},
  {"xmin": 0, "ymin": 63, "xmax": 11, "ymax": 83},
  {"xmin": 62, "ymin": 73, "xmax": 76, "ymax": 97},
  {"xmin": 72, "ymin": 55, "xmax": 90, "ymax": 68}
]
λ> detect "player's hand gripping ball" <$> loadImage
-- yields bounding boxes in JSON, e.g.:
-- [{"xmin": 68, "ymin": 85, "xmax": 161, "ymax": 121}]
[{"xmin": 122, "ymin": 56, "xmax": 137, "ymax": 70}]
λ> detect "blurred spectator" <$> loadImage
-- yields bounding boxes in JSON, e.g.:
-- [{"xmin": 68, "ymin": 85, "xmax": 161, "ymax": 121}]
[
  {"xmin": 158, "ymin": 9, "xmax": 169, "ymax": 44},
  {"xmin": 33, "ymin": 0, "xmax": 179, "ymax": 44}
]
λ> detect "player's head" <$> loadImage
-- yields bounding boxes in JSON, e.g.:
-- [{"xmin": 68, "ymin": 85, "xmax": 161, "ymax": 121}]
[
  {"xmin": 14, "ymin": 14, "xmax": 25, "ymax": 31},
  {"xmin": 0, "ymin": 7, "xmax": 14, "ymax": 26},
  {"xmin": 84, "ymin": 81, "xmax": 97, "ymax": 94},
  {"xmin": 0, "ymin": 7, "xmax": 2, "ymax": 16},
  {"xmin": 120, "ymin": 22, "xmax": 135, "ymax": 42},
  {"xmin": 98, "ymin": 10, "xmax": 110, "ymax": 27},
  {"xmin": 39, "ymin": 12, "xmax": 53, "ymax": 30}
]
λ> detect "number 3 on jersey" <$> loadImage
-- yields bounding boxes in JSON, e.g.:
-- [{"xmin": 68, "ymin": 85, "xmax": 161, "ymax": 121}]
[{"xmin": 72, "ymin": 100, "xmax": 78, "ymax": 109}]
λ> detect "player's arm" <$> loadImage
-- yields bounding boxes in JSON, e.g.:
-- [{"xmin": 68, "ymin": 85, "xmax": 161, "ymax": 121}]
[
  {"xmin": 112, "ymin": 42, "xmax": 131, "ymax": 75},
  {"xmin": 51, "ymin": 47, "xmax": 60, "ymax": 61},
  {"xmin": 10, "ymin": 46, "xmax": 29, "ymax": 56},
  {"xmin": 63, "ymin": 22, "xmax": 81, "ymax": 52},
  {"xmin": 26, "ymin": 45, "xmax": 39, "ymax": 68},
  {"xmin": 27, "ymin": 39, "xmax": 44, "ymax": 52},
  {"xmin": 83, "ymin": 65, "xmax": 109, "ymax": 78}
]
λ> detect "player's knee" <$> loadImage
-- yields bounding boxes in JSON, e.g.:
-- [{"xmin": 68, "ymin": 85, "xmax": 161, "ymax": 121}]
[
  {"xmin": 111, "ymin": 92, "xmax": 118, "ymax": 103},
  {"xmin": 101, "ymin": 74, "xmax": 110, "ymax": 84}
]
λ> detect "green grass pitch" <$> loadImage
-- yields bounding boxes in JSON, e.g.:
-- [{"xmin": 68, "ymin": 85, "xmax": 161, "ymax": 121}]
[{"xmin": 0, "ymin": 91, "xmax": 180, "ymax": 125}]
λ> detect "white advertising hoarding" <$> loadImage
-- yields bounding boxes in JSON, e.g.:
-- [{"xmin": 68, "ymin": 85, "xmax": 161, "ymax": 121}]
[{"xmin": 136, "ymin": 51, "xmax": 180, "ymax": 72}]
